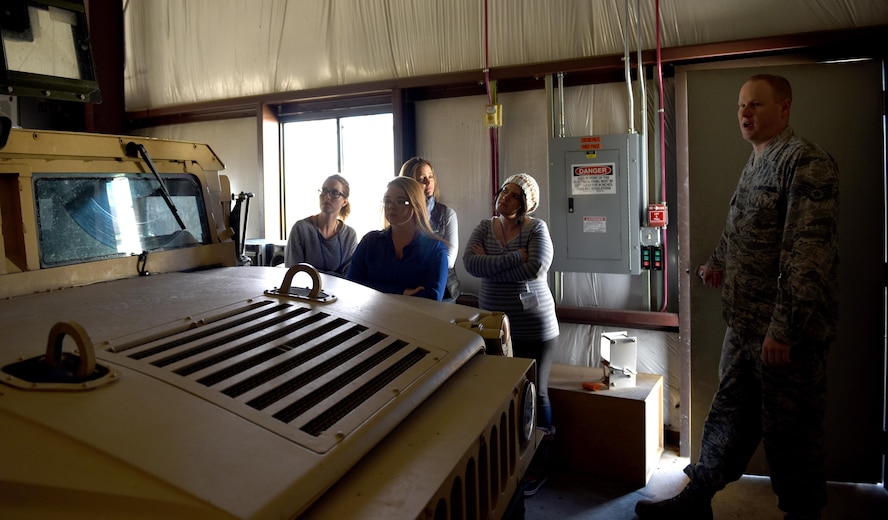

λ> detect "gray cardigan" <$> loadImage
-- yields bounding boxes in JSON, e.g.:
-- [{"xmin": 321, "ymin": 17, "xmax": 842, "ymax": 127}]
[{"xmin": 284, "ymin": 217, "xmax": 357, "ymax": 277}]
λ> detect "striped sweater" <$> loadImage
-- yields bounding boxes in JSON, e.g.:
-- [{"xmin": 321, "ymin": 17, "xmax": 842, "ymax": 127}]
[{"xmin": 463, "ymin": 217, "xmax": 559, "ymax": 342}]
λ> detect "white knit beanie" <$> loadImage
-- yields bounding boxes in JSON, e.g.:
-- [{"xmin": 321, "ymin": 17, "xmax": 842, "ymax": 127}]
[{"xmin": 502, "ymin": 173, "xmax": 540, "ymax": 214}]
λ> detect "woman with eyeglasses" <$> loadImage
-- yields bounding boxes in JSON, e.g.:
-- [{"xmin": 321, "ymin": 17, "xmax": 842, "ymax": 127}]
[
  {"xmin": 283, "ymin": 174, "xmax": 358, "ymax": 277},
  {"xmin": 398, "ymin": 157, "xmax": 460, "ymax": 302},
  {"xmin": 463, "ymin": 173, "xmax": 559, "ymax": 496},
  {"xmin": 347, "ymin": 176, "xmax": 448, "ymax": 300}
]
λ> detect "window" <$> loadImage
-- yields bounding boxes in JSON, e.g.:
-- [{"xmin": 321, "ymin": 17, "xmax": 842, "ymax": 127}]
[
  {"xmin": 33, "ymin": 173, "xmax": 208, "ymax": 267},
  {"xmin": 0, "ymin": 1, "xmax": 100, "ymax": 102},
  {"xmin": 282, "ymin": 113, "xmax": 394, "ymax": 243}
]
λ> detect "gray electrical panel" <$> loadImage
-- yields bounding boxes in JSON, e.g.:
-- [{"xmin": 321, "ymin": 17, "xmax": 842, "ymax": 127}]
[{"xmin": 548, "ymin": 134, "xmax": 642, "ymax": 275}]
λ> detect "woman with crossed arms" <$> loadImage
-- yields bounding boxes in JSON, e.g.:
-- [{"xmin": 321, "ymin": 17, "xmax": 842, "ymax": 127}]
[{"xmin": 463, "ymin": 173, "xmax": 559, "ymax": 496}]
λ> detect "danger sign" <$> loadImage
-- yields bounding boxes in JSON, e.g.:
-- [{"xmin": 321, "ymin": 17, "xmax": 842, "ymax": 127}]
[
  {"xmin": 574, "ymin": 165, "xmax": 613, "ymax": 176},
  {"xmin": 571, "ymin": 163, "xmax": 616, "ymax": 195}
]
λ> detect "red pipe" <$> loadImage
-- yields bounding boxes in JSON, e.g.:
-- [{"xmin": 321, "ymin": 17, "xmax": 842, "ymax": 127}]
[
  {"xmin": 484, "ymin": 0, "xmax": 499, "ymax": 214},
  {"xmin": 656, "ymin": 0, "xmax": 669, "ymax": 312}
]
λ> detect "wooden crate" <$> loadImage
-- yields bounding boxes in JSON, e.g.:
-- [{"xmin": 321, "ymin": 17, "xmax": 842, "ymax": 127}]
[{"xmin": 547, "ymin": 363, "xmax": 664, "ymax": 486}]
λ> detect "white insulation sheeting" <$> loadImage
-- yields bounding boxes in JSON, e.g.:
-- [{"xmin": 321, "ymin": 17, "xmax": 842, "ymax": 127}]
[{"xmin": 123, "ymin": 0, "xmax": 888, "ymax": 111}]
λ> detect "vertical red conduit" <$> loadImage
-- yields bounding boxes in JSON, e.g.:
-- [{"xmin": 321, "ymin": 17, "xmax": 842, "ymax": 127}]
[
  {"xmin": 484, "ymin": 0, "xmax": 500, "ymax": 214},
  {"xmin": 656, "ymin": 0, "xmax": 669, "ymax": 312}
]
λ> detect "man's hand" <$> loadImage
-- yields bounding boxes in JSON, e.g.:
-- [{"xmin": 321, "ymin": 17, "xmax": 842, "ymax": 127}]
[
  {"xmin": 762, "ymin": 335, "xmax": 791, "ymax": 366},
  {"xmin": 697, "ymin": 264, "xmax": 724, "ymax": 288}
]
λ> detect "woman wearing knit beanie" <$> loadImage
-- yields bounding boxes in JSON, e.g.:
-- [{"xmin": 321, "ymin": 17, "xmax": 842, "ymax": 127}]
[{"xmin": 463, "ymin": 172, "xmax": 559, "ymax": 497}]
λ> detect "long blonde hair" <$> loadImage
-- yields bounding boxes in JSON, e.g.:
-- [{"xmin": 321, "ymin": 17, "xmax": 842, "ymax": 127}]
[
  {"xmin": 398, "ymin": 157, "xmax": 440, "ymax": 200},
  {"xmin": 385, "ymin": 176, "xmax": 447, "ymax": 246}
]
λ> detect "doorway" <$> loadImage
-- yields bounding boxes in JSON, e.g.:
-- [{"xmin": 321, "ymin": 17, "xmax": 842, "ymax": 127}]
[{"xmin": 676, "ymin": 58, "xmax": 885, "ymax": 483}]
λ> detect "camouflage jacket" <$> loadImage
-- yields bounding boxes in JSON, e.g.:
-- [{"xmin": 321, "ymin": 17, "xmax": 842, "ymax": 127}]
[{"xmin": 707, "ymin": 127, "xmax": 839, "ymax": 344}]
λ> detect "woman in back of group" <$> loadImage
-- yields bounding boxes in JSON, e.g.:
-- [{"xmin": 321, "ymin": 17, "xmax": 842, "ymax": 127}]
[
  {"xmin": 284, "ymin": 174, "xmax": 357, "ymax": 277},
  {"xmin": 462, "ymin": 173, "xmax": 559, "ymax": 495},
  {"xmin": 398, "ymin": 157, "xmax": 460, "ymax": 302},
  {"xmin": 347, "ymin": 176, "xmax": 448, "ymax": 301}
]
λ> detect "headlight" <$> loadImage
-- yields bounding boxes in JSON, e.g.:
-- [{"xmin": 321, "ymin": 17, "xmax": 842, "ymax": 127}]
[
  {"xmin": 466, "ymin": 312, "xmax": 512, "ymax": 357},
  {"xmin": 520, "ymin": 379, "xmax": 536, "ymax": 444}
]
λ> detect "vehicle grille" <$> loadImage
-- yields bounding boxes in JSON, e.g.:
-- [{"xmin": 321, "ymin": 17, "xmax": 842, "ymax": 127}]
[
  {"xmin": 424, "ymin": 366, "xmax": 536, "ymax": 520},
  {"xmin": 103, "ymin": 297, "xmax": 450, "ymax": 453},
  {"xmin": 298, "ymin": 355, "xmax": 538, "ymax": 520}
]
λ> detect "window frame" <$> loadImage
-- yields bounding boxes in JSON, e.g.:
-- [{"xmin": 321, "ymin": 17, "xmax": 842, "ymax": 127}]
[{"xmin": 278, "ymin": 97, "xmax": 397, "ymax": 245}]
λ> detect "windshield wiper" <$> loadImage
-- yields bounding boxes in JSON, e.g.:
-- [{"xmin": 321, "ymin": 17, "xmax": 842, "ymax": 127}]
[{"xmin": 125, "ymin": 142, "xmax": 187, "ymax": 231}]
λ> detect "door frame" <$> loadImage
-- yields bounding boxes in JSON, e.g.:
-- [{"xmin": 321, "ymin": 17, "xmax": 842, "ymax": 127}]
[{"xmin": 675, "ymin": 56, "xmax": 887, "ymax": 484}]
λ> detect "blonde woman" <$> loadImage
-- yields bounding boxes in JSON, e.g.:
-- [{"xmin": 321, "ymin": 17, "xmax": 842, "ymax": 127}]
[
  {"xmin": 284, "ymin": 174, "xmax": 357, "ymax": 276},
  {"xmin": 347, "ymin": 176, "xmax": 448, "ymax": 300},
  {"xmin": 399, "ymin": 157, "xmax": 460, "ymax": 301}
]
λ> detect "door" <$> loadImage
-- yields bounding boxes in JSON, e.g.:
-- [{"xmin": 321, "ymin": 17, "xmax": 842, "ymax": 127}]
[{"xmin": 677, "ymin": 59, "xmax": 885, "ymax": 483}]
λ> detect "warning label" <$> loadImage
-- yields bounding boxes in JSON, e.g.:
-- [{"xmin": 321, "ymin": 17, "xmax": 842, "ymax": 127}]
[
  {"xmin": 571, "ymin": 163, "xmax": 616, "ymax": 195},
  {"xmin": 583, "ymin": 216, "xmax": 607, "ymax": 233}
]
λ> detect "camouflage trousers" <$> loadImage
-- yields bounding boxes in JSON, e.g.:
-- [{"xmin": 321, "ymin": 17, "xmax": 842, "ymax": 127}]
[{"xmin": 688, "ymin": 327, "xmax": 828, "ymax": 513}]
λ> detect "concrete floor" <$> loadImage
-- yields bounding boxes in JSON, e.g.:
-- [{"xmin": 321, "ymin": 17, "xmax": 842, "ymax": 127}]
[{"xmin": 523, "ymin": 449, "xmax": 888, "ymax": 520}]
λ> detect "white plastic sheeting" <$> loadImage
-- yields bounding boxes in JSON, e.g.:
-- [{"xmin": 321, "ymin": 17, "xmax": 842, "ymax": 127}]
[{"xmin": 123, "ymin": 0, "xmax": 888, "ymax": 111}]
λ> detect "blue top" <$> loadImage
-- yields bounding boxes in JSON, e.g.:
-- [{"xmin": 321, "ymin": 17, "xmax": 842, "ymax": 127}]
[{"xmin": 347, "ymin": 229, "xmax": 448, "ymax": 301}]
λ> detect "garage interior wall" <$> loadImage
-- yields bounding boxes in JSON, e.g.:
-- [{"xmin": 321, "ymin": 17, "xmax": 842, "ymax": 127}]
[{"xmin": 124, "ymin": 1, "xmax": 888, "ymax": 452}]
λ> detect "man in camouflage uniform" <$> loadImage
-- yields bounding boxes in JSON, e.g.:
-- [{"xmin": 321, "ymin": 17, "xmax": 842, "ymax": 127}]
[{"xmin": 636, "ymin": 74, "xmax": 839, "ymax": 520}]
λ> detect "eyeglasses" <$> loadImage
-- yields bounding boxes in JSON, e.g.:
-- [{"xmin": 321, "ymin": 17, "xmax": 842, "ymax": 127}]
[
  {"xmin": 319, "ymin": 188, "xmax": 345, "ymax": 199},
  {"xmin": 382, "ymin": 197, "xmax": 411, "ymax": 208}
]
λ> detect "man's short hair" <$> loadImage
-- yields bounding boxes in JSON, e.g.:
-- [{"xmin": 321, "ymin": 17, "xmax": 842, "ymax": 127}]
[{"xmin": 748, "ymin": 74, "xmax": 792, "ymax": 102}]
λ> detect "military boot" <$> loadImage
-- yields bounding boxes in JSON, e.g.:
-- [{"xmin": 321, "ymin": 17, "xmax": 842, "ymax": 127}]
[
  {"xmin": 634, "ymin": 485, "xmax": 714, "ymax": 520},
  {"xmin": 636, "ymin": 463, "xmax": 720, "ymax": 519}
]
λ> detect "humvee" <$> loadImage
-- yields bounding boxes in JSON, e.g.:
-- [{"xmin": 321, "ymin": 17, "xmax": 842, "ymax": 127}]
[{"xmin": 0, "ymin": 126, "xmax": 539, "ymax": 519}]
